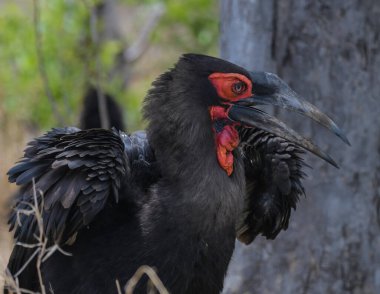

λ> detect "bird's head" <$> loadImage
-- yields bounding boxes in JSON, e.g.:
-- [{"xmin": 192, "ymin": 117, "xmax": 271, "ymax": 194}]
[{"xmin": 145, "ymin": 54, "xmax": 349, "ymax": 176}]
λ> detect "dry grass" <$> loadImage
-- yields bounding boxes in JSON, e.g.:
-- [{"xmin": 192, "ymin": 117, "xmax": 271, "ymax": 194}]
[
  {"xmin": 3, "ymin": 179, "xmax": 75, "ymax": 294},
  {"xmin": 122, "ymin": 266, "xmax": 169, "ymax": 294},
  {"xmin": 0, "ymin": 119, "xmax": 36, "ymax": 290},
  {"xmin": 0, "ymin": 125, "xmax": 169, "ymax": 293}
]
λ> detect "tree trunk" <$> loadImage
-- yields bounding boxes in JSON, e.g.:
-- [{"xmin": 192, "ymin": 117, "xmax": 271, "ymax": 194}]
[{"xmin": 221, "ymin": 1, "xmax": 380, "ymax": 293}]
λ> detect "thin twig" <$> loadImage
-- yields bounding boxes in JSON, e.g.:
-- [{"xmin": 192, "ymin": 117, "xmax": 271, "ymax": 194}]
[
  {"xmin": 107, "ymin": 3, "xmax": 165, "ymax": 89},
  {"xmin": 42, "ymin": 244, "xmax": 72, "ymax": 263},
  {"xmin": 15, "ymin": 242, "xmax": 41, "ymax": 249},
  {"xmin": 2, "ymin": 179, "xmax": 71, "ymax": 294},
  {"xmin": 81, "ymin": 0, "xmax": 110, "ymax": 129},
  {"xmin": 4, "ymin": 178, "xmax": 170, "ymax": 294},
  {"xmin": 13, "ymin": 248, "xmax": 41, "ymax": 279},
  {"xmin": 90, "ymin": 7, "xmax": 110, "ymax": 129},
  {"xmin": 3, "ymin": 268, "xmax": 35, "ymax": 294},
  {"xmin": 31, "ymin": 178, "xmax": 46, "ymax": 294},
  {"xmin": 32, "ymin": 0, "xmax": 64, "ymax": 126},
  {"xmin": 123, "ymin": 3, "xmax": 165, "ymax": 63},
  {"xmin": 124, "ymin": 265, "xmax": 169, "ymax": 294},
  {"xmin": 116, "ymin": 279, "xmax": 122, "ymax": 294},
  {"xmin": 36, "ymin": 240, "xmax": 47, "ymax": 294}
]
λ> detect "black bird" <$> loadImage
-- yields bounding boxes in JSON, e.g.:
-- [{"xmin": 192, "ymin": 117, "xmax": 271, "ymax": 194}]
[
  {"xmin": 4, "ymin": 54, "xmax": 349, "ymax": 294},
  {"xmin": 4, "ymin": 86, "xmax": 127, "ymax": 293},
  {"xmin": 79, "ymin": 86, "xmax": 125, "ymax": 130}
]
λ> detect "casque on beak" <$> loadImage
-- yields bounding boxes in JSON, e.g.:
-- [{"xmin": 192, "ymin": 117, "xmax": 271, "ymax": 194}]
[{"xmin": 226, "ymin": 71, "xmax": 350, "ymax": 168}]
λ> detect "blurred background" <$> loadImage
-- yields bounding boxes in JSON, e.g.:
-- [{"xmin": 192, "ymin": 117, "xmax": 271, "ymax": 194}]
[
  {"xmin": 0, "ymin": 0, "xmax": 218, "ymax": 278},
  {"xmin": 1, "ymin": 0, "xmax": 379, "ymax": 293}
]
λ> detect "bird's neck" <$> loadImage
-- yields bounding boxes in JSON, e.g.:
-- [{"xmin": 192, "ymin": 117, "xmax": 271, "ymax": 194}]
[
  {"xmin": 139, "ymin": 142, "xmax": 245, "ymax": 291},
  {"xmin": 143, "ymin": 71, "xmax": 245, "ymax": 231},
  {"xmin": 144, "ymin": 103, "xmax": 245, "ymax": 234},
  {"xmin": 141, "ymin": 79, "xmax": 246, "ymax": 290}
]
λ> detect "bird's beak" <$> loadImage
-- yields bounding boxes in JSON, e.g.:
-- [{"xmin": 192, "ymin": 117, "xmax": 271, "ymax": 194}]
[{"xmin": 227, "ymin": 71, "xmax": 350, "ymax": 168}]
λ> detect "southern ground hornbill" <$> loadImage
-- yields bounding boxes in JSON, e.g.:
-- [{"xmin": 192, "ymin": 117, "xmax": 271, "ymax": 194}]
[{"xmin": 4, "ymin": 54, "xmax": 349, "ymax": 293}]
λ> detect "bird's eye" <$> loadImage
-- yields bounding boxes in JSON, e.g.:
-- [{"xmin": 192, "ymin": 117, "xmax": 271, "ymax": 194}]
[{"xmin": 232, "ymin": 81, "xmax": 246, "ymax": 95}]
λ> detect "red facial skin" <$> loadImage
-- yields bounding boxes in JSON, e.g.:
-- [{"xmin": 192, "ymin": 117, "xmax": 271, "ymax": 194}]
[
  {"xmin": 208, "ymin": 73, "xmax": 252, "ymax": 101},
  {"xmin": 208, "ymin": 73, "xmax": 253, "ymax": 176}
]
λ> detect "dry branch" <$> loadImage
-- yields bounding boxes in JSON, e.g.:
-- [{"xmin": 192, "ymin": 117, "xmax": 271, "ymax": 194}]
[
  {"xmin": 124, "ymin": 265, "xmax": 169, "ymax": 294},
  {"xmin": 32, "ymin": 0, "xmax": 65, "ymax": 126},
  {"xmin": 123, "ymin": 4, "xmax": 165, "ymax": 64}
]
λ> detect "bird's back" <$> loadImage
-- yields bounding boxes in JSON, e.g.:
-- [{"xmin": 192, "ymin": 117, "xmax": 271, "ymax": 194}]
[{"xmin": 4, "ymin": 129, "xmax": 161, "ymax": 294}]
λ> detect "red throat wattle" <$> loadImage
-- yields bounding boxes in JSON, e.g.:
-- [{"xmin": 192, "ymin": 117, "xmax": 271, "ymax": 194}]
[
  {"xmin": 208, "ymin": 72, "xmax": 253, "ymax": 176},
  {"xmin": 209, "ymin": 106, "xmax": 239, "ymax": 176}
]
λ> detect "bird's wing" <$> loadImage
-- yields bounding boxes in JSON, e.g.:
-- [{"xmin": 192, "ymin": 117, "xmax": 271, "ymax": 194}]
[
  {"xmin": 236, "ymin": 128, "xmax": 307, "ymax": 244},
  {"xmin": 7, "ymin": 127, "xmax": 130, "ymax": 245},
  {"xmin": 5, "ymin": 128, "xmax": 159, "ymax": 288}
]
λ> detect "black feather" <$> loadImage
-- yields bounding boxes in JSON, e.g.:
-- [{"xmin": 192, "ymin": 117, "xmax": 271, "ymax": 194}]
[{"xmin": 236, "ymin": 128, "xmax": 307, "ymax": 244}]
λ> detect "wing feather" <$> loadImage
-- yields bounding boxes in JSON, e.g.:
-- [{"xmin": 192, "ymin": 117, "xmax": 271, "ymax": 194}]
[
  {"xmin": 6, "ymin": 127, "xmax": 160, "ymax": 290},
  {"xmin": 7, "ymin": 127, "xmax": 128, "ymax": 246},
  {"xmin": 237, "ymin": 128, "xmax": 307, "ymax": 244}
]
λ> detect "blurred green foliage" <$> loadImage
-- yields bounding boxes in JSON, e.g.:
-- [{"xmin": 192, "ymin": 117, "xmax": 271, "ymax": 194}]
[
  {"xmin": 124, "ymin": 0, "xmax": 219, "ymax": 52},
  {"xmin": 0, "ymin": 1, "xmax": 89, "ymax": 127},
  {"xmin": 0, "ymin": 0, "xmax": 218, "ymax": 130},
  {"xmin": 0, "ymin": 1, "xmax": 90, "ymax": 128}
]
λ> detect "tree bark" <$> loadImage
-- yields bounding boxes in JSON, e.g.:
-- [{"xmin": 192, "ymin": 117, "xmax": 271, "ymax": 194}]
[{"xmin": 221, "ymin": 1, "xmax": 380, "ymax": 293}]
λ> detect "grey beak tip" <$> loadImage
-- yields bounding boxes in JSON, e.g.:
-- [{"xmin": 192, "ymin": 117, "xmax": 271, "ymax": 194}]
[
  {"xmin": 336, "ymin": 131, "xmax": 351, "ymax": 146},
  {"xmin": 331, "ymin": 125, "xmax": 351, "ymax": 146},
  {"xmin": 343, "ymin": 136, "xmax": 351, "ymax": 146},
  {"xmin": 325, "ymin": 155, "xmax": 339, "ymax": 169}
]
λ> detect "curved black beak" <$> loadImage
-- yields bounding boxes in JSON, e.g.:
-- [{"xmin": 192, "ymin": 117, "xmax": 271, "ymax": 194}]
[{"xmin": 227, "ymin": 71, "xmax": 350, "ymax": 168}]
